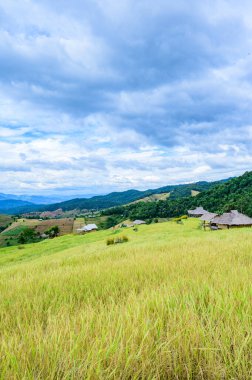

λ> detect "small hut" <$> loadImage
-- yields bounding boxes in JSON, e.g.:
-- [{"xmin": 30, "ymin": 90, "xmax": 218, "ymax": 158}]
[
  {"xmin": 133, "ymin": 220, "xmax": 146, "ymax": 225},
  {"xmin": 199, "ymin": 212, "xmax": 218, "ymax": 230},
  {"xmin": 77, "ymin": 224, "xmax": 98, "ymax": 233},
  {"xmin": 210, "ymin": 210, "xmax": 252, "ymax": 229},
  {"xmin": 188, "ymin": 206, "xmax": 208, "ymax": 218}
]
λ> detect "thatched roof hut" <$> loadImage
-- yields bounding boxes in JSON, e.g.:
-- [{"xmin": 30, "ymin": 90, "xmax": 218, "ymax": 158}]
[
  {"xmin": 199, "ymin": 212, "xmax": 218, "ymax": 222},
  {"xmin": 211, "ymin": 210, "xmax": 252, "ymax": 229},
  {"xmin": 77, "ymin": 224, "xmax": 98, "ymax": 233},
  {"xmin": 188, "ymin": 206, "xmax": 208, "ymax": 217},
  {"xmin": 133, "ymin": 220, "xmax": 146, "ymax": 225}
]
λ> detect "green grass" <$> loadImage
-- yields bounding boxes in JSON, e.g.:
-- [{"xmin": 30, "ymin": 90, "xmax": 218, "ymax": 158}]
[{"xmin": 0, "ymin": 219, "xmax": 251, "ymax": 379}]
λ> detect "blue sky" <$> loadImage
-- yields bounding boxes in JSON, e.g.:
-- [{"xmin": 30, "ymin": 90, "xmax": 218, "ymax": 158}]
[{"xmin": 0, "ymin": 0, "xmax": 252, "ymax": 196}]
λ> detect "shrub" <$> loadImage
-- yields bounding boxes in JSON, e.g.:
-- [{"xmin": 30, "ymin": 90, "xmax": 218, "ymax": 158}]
[
  {"xmin": 44, "ymin": 226, "xmax": 60, "ymax": 238},
  {"xmin": 173, "ymin": 218, "xmax": 183, "ymax": 224},
  {"xmin": 180, "ymin": 215, "xmax": 188, "ymax": 219},
  {"xmin": 106, "ymin": 238, "xmax": 115, "ymax": 245},
  {"xmin": 106, "ymin": 236, "xmax": 129, "ymax": 245}
]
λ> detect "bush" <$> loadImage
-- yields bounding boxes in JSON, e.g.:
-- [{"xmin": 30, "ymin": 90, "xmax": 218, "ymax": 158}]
[
  {"xmin": 106, "ymin": 238, "xmax": 115, "ymax": 245},
  {"xmin": 106, "ymin": 236, "xmax": 129, "ymax": 245},
  {"xmin": 173, "ymin": 218, "xmax": 183, "ymax": 224},
  {"xmin": 180, "ymin": 215, "xmax": 188, "ymax": 219},
  {"xmin": 44, "ymin": 225, "xmax": 60, "ymax": 238}
]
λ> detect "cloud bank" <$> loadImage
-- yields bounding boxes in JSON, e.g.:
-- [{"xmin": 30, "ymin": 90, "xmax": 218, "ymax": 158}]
[{"xmin": 0, "ymin": 0, "xmax": 252, "ymax": 195}]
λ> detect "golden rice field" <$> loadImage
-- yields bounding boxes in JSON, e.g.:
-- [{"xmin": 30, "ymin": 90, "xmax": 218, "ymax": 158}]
[{"xmin": 0, "ymin": 219, "xmax": 251, "ymax": 379}]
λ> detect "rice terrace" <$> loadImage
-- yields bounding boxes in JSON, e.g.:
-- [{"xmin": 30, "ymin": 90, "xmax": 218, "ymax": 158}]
[{"xmin": 0, "ymin": 217, "xmax": 251, "ymax": 379}]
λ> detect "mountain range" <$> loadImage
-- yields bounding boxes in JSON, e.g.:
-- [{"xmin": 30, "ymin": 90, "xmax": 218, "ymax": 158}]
[{"xmin": 0, "ymin": 178, "xmax": 229, "ymax": 214}]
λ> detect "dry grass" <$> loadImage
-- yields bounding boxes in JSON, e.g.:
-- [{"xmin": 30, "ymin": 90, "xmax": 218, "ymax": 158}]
[
  {"xmin": 129, "ymin": 192, "xmax": 170, "ymax": 205},
  {"xmin": 0, "ymin": 219, "xmax": 251, "ymax": 379},
  {"xmin": 191, "ymin": 190, "xmax": 200, "ymax": 197}
]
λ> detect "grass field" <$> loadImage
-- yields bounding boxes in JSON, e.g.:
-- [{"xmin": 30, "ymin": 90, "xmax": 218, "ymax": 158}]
[{"xmin": 0, "ymin": 219, "xmax": 251, "ymax": 379}]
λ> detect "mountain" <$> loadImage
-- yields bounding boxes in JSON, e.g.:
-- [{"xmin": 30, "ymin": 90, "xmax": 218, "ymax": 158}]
[
  {"xmin": 38, "ymin": 179, "xmax": 229, "ymax": 212},
  {"xmin": 0, "ymin": 200, "xmax": 34, "ymax": 211},
  {"xmin": 0, "ymin": 178, "xmax": 228, "ymax": 215},
  {"xmin": 105, "ymin": 171, "xmax": 252, "ymax": 220},
  {"xmin": 0, "ymin": 193, "xmax": 79, "ymax": 204}
]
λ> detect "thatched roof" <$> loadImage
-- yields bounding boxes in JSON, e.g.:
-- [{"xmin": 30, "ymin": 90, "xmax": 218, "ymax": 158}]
[
  {"xmin": 200, "ymin": 212, "xmax": 218, "ymax": 222},
  {"xmin": 133, "ymin": 220, "xmax": 146, "ymax": 225},
  {"xmin": 188, "ymin": 206, "xmax": 208, "ymax": 216},
  {"xmin": 211, "ymin": 210, "xmax": 252, "ymax": 226},
  {"xmin": 77, "ymin": 224, "xmax": 98, "ymax": 232}
]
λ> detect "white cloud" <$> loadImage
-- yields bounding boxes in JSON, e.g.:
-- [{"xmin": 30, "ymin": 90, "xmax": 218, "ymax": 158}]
[{"xmin": 0, "ymin": 0, "xmax": 252, "ymax": 194}]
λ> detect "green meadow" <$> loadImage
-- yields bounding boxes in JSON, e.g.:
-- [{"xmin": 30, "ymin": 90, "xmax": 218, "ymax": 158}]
[{"xmin": 0, "ymin": 219, "xmax": 251, "ymax": 379}]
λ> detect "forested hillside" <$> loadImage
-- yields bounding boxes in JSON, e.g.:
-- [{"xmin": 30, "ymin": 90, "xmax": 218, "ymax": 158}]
[
  {"xmin": 1, "ymin": 179, "xmax": 226, "ymax": 214},
  {"xmin": 103, "ymin": 171, "xmax": 252, "ymax": 220}
]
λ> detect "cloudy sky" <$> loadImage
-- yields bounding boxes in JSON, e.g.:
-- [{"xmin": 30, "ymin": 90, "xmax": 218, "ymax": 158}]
[{"xmin": 0, "ymin": 0, "xmax": 252, "ymax": 196}]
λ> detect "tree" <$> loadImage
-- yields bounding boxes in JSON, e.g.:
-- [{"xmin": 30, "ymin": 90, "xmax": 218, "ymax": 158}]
[
  {"xmin": 44, "ymin": 225, "xmax": 60, "ymax": 238},
  {"xmin": 18, "ymin": 228, "xmax": 37, "ymax": 244}
]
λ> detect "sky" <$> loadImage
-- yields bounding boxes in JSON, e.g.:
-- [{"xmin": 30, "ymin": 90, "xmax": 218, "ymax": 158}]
[{"xmin": 0, "ymin": 0, "xmax": 252, "ymax": 196}]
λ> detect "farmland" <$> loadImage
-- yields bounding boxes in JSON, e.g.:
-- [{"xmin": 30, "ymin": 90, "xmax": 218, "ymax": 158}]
[
  {"xmin": 0, "ymin": 219, "xmax": 251, "ymax": 379},
  {"xmin": 35, "ymin": 218, "xmax": 74, "ymax": 236},
  {"xmin": 0, "ymin": 218, "xmax": 75, "ymax": 247}
]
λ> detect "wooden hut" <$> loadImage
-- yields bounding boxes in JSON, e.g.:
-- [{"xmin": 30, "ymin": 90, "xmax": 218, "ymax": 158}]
[
  {"xmin": 188, "ymin": 206, "xmax": 208, "ymax": 218},
  {"xmin": 199, "ymin": 212, "xmax": 218, "ymax": 230},
  {"xmin": 210, "ymin": 210, "xmax": 252, "ymax": 229}
]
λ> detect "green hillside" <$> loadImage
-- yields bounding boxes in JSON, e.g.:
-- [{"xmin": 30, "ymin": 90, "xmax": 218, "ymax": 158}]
[
  {"xmin": 104, "ymin": 171, "xmax": 252, "ymax": 220},
  {"xmin": 0, "ymin": 219, "xmax": 251, "ymax": 378}
]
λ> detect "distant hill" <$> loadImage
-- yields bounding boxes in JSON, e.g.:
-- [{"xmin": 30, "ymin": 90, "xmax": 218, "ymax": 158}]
[
  {"xmin": 0, "ymin": 178, "xmax": 228, "ymax": 214},
  {"xmin": 0, "ymin": 200, "xmax": 34, "ymax": 212},
  {"xmin": 0, "ymin": 193, "xmax": 78, "ymax": 204}
]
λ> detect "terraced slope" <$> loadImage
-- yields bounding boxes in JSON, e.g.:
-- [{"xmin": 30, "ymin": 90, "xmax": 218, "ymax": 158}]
[{"xmin": 0, "ymin": 219, "xmax": 251, "ymax": 379}]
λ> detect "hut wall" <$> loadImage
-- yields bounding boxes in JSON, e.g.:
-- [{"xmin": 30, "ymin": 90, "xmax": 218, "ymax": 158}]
[{"xmin": 216, "ymin": 224, "xmax": 228, "ymax": 229}]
